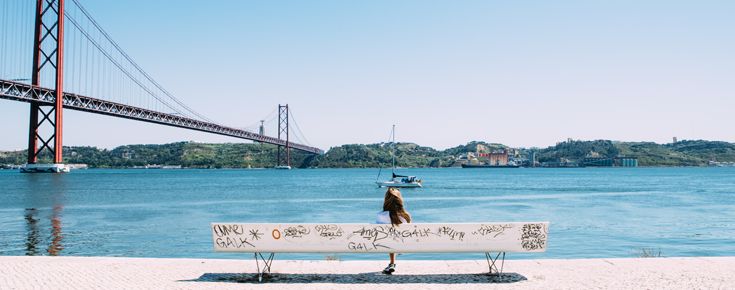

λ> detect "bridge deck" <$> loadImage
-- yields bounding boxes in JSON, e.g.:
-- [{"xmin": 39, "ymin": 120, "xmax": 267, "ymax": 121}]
[{"xmin": 0, "ymin": 79, "xmax": 321, "ymax": 154}]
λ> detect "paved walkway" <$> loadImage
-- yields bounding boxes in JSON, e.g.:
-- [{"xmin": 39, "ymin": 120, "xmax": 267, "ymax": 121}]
[{"xmin": 1, "ymin": 256, "xmax": 733, "ymax": 289}]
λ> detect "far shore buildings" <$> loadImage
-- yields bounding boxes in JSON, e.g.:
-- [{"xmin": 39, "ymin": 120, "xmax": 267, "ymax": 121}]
[{"xmin": 451, "ymin": 150, "xmax": 512, "ymax": 167}]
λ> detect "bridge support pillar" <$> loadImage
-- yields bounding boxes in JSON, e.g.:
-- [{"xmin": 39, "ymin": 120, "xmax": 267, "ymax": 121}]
[
  {"xmin": 276, "ymin": 104, "xmax": 290, "ymax": 169},
  {"xmin": 25, "ymin": 0, "xmax": 67, "ymax": 173}
]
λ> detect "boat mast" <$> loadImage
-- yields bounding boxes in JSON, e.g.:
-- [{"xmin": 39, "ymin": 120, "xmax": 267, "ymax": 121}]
[{"xmin": 391, "ymin": 125, "xmax": 395, "ymax": 179}]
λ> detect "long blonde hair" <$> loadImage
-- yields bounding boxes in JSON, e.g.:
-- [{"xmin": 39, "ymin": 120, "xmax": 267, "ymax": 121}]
[{"xmin": 383, "ymin": 188, "xmax": 411, "ymax": 226}]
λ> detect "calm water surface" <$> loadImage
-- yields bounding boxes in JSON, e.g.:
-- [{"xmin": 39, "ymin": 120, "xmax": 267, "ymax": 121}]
[{"xmin": 1, "ymin": 168, "xmax": 733, "ymax": 260}]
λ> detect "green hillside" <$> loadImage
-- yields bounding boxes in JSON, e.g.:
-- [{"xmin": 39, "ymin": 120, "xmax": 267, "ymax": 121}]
[
  {"xmin": 2, "ymin": 140, "xmax": 733, "ymax": 168},
  {"xmin": 534, "ymin": 140, "xmax": 620, "ymax": 162},
  {"xmin": 311, "ymin": 143, "xmax": 444, "ymax": 168},
  {"xmin": 0, "ymin": 142, "xmax": 314, "ymax": 169},
  {"xmin": 532, "ymin": 140, "xmax": 734, "ymax": 166}
]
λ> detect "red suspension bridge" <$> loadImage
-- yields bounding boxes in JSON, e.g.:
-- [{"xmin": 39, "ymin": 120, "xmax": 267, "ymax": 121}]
[{"xmin": 0, "ymin": 0, "xmax": 321, "ymax": 171}]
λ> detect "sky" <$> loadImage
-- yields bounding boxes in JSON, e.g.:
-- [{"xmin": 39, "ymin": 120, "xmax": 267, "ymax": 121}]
[{"xmin": 1, "ymin": 0, "xmax": 734, "ymax": 151}]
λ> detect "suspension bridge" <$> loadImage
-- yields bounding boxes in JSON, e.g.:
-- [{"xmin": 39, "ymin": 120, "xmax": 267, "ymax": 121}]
[{"xmin": 0, "ymin": 0, "xmax": 321, "ymax": 172}]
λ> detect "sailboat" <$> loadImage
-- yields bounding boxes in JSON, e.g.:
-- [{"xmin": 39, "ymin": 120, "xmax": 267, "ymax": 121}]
[{"xmin": 376, "ymin": 125, "xmax": 422, "ymax": 188}]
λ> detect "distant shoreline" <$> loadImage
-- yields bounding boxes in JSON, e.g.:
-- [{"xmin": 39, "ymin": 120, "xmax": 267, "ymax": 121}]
[
  {"xmin": 2, "ymin": 166, "xmax": 732, "ymax": 171},
  {"xmin": 2, "ymin": 139, "xmax": 733, "ymax": 169}
]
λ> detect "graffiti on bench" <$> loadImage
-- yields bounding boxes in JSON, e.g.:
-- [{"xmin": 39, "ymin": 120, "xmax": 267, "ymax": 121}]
[{"xmin": 212, "ymin": 222, "xmax": 549, "ymax": 254}]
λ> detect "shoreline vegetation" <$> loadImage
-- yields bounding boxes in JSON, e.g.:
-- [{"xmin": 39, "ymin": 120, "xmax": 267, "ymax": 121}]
[{"xmin": 1, "ymin": 139, "xmax": 734, "ymax": 169}]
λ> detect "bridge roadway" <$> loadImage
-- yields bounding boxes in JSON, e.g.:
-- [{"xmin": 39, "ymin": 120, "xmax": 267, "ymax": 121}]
[{"xmin": 0, "ymin": 79, "xmax": 321, "ymax": 154}]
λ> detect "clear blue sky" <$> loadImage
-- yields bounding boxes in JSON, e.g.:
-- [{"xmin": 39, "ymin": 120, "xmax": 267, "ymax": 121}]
[{"xmin": 1, "ymin": 0, "xmax": 734, "ymax": 151}]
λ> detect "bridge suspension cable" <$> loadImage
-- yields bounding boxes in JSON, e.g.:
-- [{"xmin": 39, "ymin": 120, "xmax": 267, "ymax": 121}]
[
  {"xmin": 0, "ymin": 1, "xmax": 322, "ymax": 155},
  {"xmin": 68, "ymin": 0, "xmax": 217, "ymax": 124},
  {"xmin": 234, "ymin": 105, "xmax": 313, "ymax": 147},
  {"xmin": 60, "ymin": 0, "xmax": 219, "ymax": 124},
  {"xmin": 288, "ymin": 108, "xmax": 312, "ymax": 147},
  {"xmin": 237, "ymin": 108, "xmax": 278, "ymax": 133},
  {"xmin": 0, "ymin": 0, "xmax": 34, "ymax": 83}
]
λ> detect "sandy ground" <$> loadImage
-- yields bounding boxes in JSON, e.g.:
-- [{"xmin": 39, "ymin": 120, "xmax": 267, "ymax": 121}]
[{"xmin": 1, "ymin": 256, "xmax": 733, "ymax": 289}]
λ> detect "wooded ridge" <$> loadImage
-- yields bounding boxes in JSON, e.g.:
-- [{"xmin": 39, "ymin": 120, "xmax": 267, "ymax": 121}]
[{"xmin": 1, "ymin": 140, "xmax": 733, "ymax": 168}]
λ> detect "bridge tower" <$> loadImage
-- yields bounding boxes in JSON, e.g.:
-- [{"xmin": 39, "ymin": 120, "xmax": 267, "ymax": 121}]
[
  {"xmin": 24, "ymin": 0, "xmax": 68, "ymax": 173},
  {"xmin": 276, "ymin": 104, "xmax": 290, "ymax": 169}
]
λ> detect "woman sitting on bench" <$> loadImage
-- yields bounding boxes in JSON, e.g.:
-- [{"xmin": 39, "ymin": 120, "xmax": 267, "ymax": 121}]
[{"xmin": 376, "ymin": 187, "xmax": 412, "ymax": 274}]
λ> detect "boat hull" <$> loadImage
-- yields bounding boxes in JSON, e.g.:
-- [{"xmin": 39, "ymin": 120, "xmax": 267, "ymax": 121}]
[{"xmin": 376, "ymin": 181, "xmax": 422, "ymax": 188}]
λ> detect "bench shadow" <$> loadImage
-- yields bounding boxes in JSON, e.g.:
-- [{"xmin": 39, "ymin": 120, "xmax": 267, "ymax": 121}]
[{"xmin": 179, "ymin": 272, "xmax": 527, "ymax": 284}]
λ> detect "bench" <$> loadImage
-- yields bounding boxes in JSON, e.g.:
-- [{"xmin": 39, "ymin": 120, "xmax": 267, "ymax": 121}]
[{"xmin": 211, "ymin": 222, "xmax": 550, "ymax": 281}]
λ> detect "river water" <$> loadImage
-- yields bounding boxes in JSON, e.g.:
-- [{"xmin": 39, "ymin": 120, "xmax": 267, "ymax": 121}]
[{"xmin": 0, "ymin": 167, "xmax": 733, "ymax": 260}]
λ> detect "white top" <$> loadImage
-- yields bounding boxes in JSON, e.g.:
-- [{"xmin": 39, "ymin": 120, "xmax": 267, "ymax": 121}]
[{"xmin": 376, "ymin": 211, "xmax": 407, "ymax": 224}]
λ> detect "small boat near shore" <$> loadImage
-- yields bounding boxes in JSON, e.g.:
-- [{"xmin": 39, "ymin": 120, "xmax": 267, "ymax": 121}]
[
  {"xmin": 377, "ymin": 173, "xmax": 422, "ymax": 188},
  {"xmin": 376, "ymin": 125, "xmax": 422, "ymax": 188}
]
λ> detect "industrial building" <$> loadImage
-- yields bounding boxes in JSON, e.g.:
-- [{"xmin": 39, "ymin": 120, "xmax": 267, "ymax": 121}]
[
  {"xmin": 478, "ymin": 150, "xmax": 509, "ymax": 166},
  {"xmin": 583, "ymin": 157, "xmax": 638, "ymax": 167}
]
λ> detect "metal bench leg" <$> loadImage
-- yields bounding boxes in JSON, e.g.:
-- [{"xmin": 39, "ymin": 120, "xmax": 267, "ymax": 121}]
[
  {"xmin": 254, "ymin": 253, "xmax": 275, "ymax": 282},
  {"xmin": 485, "ymin": 252, "xmax": 505, "ymax": 276}
]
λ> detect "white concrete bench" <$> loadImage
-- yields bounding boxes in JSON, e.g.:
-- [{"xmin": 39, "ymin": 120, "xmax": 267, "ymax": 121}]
[{"xmin": 211, "ymin": 222, "xmax": 550, "ymax": 281}]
